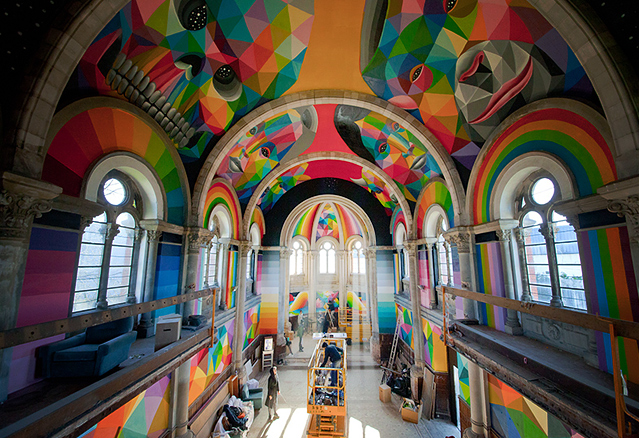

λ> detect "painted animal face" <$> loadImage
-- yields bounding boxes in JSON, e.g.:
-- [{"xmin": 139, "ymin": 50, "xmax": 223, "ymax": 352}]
[
  {"xmin": 351, "ymin": 169, "xmax": 397, "ymax": 213},
  {"xmin": 72, "ymin": 0, "xmax": 314, "ymax": 160},
  {"xmin": 218, "ymin": 107, "xmax": 316, "ymax": 202}
]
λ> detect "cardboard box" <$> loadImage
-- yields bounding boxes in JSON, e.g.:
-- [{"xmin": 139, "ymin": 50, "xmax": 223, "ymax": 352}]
[
  {"xmin": 379, "ymin": 384, "xmax": 391, "ymax": 402},
  {"xmin": 400, "ymin": 398, "xmax": 422, "ymax": 424},
  {"xmin": 155, "ymin": 313, "xmax": 182, "ymax": 351}
]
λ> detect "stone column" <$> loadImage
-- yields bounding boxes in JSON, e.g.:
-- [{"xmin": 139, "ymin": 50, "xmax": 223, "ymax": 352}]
[
  {"xmin": 183, "ymin": 227, "xmax": 208, "ymax": 320},
  {"xmin": 96, "ymin": 223, "xmax": 120, "ymax": 310},
  {"xmin": 338, "ymin": 250, "xmax": 347, "ymax": 317},
  {"xmin": 233, "ymin": 241, "xmax": 251, "ymax": 373},
  {"xmin": 309, "ymin": 250, "xmax": 318, "ymax": 330},
  {"xmin": 444, "ymin": 240, "xmax": 453, "ymax": 286},
  {"xmin": 447, "ymin": 230, "xmax": 476, "ymax": 320},
  {"xmin": 404, "ymin": 241, "xmax": 425, "ymax": 370},
  {"xmin": 126, "ymin": 227, "xmax": 144, "ymax": 304},
  {"xmin": 425, "ymin": 240, "xmax": 437, "ymax": 309},
  {"xmin": 278, "ymin": 247, "xmax": 292, "ymax": 346},
  {"xmin": 174, "ymin": 360, "xmax": 191, "ymax": 438},
  {"xmin": 496, "ymin": 229, "xmax": 523, "ymax": 335},
  {"xmin": 512, "ymin": 228, "xmax": 532, "ymax": 303},
  {"xmin": 138, "ymin": 229, "xmax": 162, "ymax": 338},
  {"xmin": 364, "ymin": 248, "xmax": 379, "ymax": 338},
  {"xmin": 539, "ymin": 224, "xmax": 563, "ymax": 307},
  {"xmin": 463, "ymin": 361, "xmax": 488, "ymax": 438},
  {"xmin": 0, "ymin": 172, "xmax": 61, "ymax": 402},
  {"xmin": 218, "ymin": 240, "xmax": 229, "ymax": 310}
]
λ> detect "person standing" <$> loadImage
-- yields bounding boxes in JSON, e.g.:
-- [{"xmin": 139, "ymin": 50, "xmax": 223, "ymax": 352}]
[
  {"xmin": 297, "ymin": 316, "xmax": 305, "ymax": 352},
  {"xmin": 320, "ymin": 342, "xmax": 343, "ymax": 387},
  {"xmin": 266, "ymin": 366, "xmax": 280, "ymax": 420}
]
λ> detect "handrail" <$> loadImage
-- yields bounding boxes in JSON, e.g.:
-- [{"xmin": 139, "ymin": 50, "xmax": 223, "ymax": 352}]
[
  {"xmin": 443, "ymin": 286, "xmax": 639, "ymax": 342},
  {"xmin": 0, "ymin": 288, "xmax": 215, "ymax": 349}
]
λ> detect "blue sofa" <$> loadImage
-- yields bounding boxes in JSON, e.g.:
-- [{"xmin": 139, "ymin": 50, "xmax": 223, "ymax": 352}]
[{"xmin": 39, "ymin": 317, "xmax": 137, "ymax": 378}]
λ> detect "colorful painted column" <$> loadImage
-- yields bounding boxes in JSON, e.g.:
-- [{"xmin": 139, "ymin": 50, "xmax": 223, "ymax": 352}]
[
  {"xmin": 496, "ymin": 226, "xmax": 523, "ymax": 335},
  {"xmin": 138, "ymin": 227, "xmax": 162, "ymax": 338},
  {"xmin": 233, "ymin": 241, "xmax": 251, "ymax": 372},
  {"xmin": 0, "ymin": 172, "xmax": 60, "ymax": 402},
  {"xmin": 405, "ymin": 241, "xmax": 425, "ymax": 370}
]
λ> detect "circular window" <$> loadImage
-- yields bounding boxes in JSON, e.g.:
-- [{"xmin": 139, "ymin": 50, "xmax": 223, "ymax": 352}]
[
  {"xmin": 323, "ymin": 242, "xmax": 332, "ymax": 250},
  {"xmin": 531, "ymin": 178, "xmax": 555, "ymax": 205},
  {"xmin": 103, "ymin": 178, "xmax": 127, "ymax": 206},
  {"xmin": 354, "ymin": 241, "xmax": 361, "ymax": 249},
  {"xmin": 293, "ymin": 241, "xmax": 300, "ymax": 250}
]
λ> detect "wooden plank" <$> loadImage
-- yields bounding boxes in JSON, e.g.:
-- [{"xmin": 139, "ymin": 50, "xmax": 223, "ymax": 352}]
[
  {"xmin": 444, "ymin": 286, "xmax": 639, "ymax": 341},
  {"xmin": 0, "ymin": 289, "xmax": 215, "ymax": 349}
]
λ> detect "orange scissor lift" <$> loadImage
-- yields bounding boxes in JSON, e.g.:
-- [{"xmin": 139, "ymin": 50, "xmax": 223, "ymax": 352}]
[{"xmin": 306, "ymin": 335, "xmax": 347, "ymax": 438}]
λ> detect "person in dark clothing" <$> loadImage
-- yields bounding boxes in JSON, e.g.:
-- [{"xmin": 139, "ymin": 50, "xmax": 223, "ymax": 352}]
[
  {"xmin": 322, "ymin": 312, "xmax": 330, "ymax": 333},
  {"xmin": 321, "ymin": 342, "xmax": 343, "ymax": 387},
  {"xmin": 266, "ymin": 366, "xmax": 280, "ymax": 420},
  {"xmin": 297, "ymin": 316, "xmax": 305, "ymax": 352}
]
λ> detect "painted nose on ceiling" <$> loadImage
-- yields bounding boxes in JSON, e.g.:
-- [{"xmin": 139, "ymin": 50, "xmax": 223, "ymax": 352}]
[{"xmin": 388, "ymin": 95, "xmax": 418, "ymax": 109}]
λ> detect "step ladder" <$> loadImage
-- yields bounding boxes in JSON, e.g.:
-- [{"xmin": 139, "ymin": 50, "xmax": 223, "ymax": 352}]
[{"xmin": 381, "ymin": 312, "xmax": 403, "ymax": 385}]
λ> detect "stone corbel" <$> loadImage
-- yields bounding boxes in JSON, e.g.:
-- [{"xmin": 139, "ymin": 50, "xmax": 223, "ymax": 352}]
[{"xmin": 0, "ymin": 172, "xmax": 62, "ymax": 240}]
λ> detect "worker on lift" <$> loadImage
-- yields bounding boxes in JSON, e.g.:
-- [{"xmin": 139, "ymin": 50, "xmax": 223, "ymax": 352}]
[{"xmin": 321, "ymin": 341, "xmax": 343, "ymax": 387}]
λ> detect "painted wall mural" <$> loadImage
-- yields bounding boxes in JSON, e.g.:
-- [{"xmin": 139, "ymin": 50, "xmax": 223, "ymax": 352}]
[
  {"xmin": 334, "ymin": 204, "xmax": 364, "ymax": 239},
  {"xmin": 489, "ymin": 374, "xmax": 586, "ymax": 438},
  {"xmin": 203, "ymin": 179, "xmax": 241, "ymax": 238},
  {"xmin": 457, "ymin": 352, "xmax": 471, "ymax": 406},
  {"xmin": 154, "ymin": 240, "xmax": 182, "ymax": 318},
  {"xmin": 258, "ymin": 251, "xmax": 279, "ymax": 334},
  {"xmin": 79, "ymin": 375, "xmax": 171, "ymax": 438},
  {"xmin": 473, "ymin": 108, "xmax": 616, "ymax": 224},
  {"xmin": 390, "ymin": 208, "xmax": 406, "ymax": 243},
  {"xmin": 378, "ymin": 251, "xmax": 398, "ymax": 334},
  {"xmin": 44, "ymin": 107, "xmax": 187, "ymax": 225},
  {"xmin": 289, "ymin": 291, "xmax": 309, "ymax": 315},
  {"xmin": 335, "ymin": 105, "xmax": 442, "ymax": 203},
  {"xmin": 250, "ymin": 207, "xmax": 266, "ymax": 238},
  {"xmin": 316, "ymin": 203, "xmax": 339, "ymax": 240},
  {"xmin": 243, "ymin": 304, "xmax": 260, "ymax": 349},
  {"xmin": 293, "ymin": 203, "xmax": 320, "ymax": 241},
  {"xmin": 579, "ymin": 226, "xmax": 639, "ymax": 383},
  {"xmin": 361, "ymin": 0, "xmax": 596, "ymax": 173},
  {"xmin": 475, "ymin": 242, "xmax": 508, "ymax": 332},
  {"xmin": 416, "ymin": 180, "xmax": 454, "ymax": 238},
  {"xmin": 226, "ymin": 249, "xmax": 238, "ymax": 308},
  {"xmin": 65, "ymin": 0, "xmax": 315, "ymax": 161},
  {"xmin": 423, "ymin": 317, "xmax": 446, "ymax": 372},
  {"xmin": 217, "ymin": 107, "xmax": 317, "ymax": 202},
  {"xmin": 189, "ymin": 318, "xmax": 234, "ymax": 405},
  {"xmin": 395, "ymin": 303, "xmax": 414, "ymax": 349}
]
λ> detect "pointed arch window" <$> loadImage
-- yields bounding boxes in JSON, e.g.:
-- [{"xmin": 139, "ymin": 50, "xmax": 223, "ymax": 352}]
[
  {"xmin": 289, "ymin": 239, "xmax": 306, "ymax": 276},
  {"xmin": 319, "ymin": 241, "xmax": 336, "ymax": 274},
  {"xmin": 351, "ymin": 240, "xmax": 366, "ymax": 274}
]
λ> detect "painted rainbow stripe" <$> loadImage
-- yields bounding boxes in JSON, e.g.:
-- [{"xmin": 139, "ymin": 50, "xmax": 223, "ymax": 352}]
[
  {"xmin": 416, "ymin": 181, "xmax": 454, "ymax": 238},
  {"xmin": 243, "ymin": 304, "xmax": 259, "ymax": 349},
  {"xmin": 475, "ymin": 242, "xmax": 507, "ymax": 331},
  {"xmin": 293, "ymin": 204, "xmax": 320, "ymax": 241},
  {"xmin": 226, "ymin": 250, "xmax": 238, "ymax": 308},
  {"xmin": 250, "ymin": 208, "xmax": 266, "ymax": 238},
  {"xmin": 44, "ymin": 107, "xmax": 187, "ymax": 225},
  {"xmin": 473, "ymin": 108, "xmax": 616, "ymax": 224},
  {"xmin": 391, "ymin": 208, "xmax": 406, "ymax": 241},
  {"xmin": 579, "ymin": 226, "xmax": 639, "ymax": 383},
  {"xmin": 203, "ymin": 179, "xmax": 241, "ymax": 239},
  {"xmin": 334, "ymin": 204, "xmax": 363, "ymax": 238}
]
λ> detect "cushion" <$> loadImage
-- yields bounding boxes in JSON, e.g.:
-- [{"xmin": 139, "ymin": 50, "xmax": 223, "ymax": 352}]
[
  {"xmin": 241, "ymin": 384, "xmax": 250, "ymax": 400},
  {"xmin": 85, "ymin": 317, "xmax": 134, "ymax": 344},
  {"xmin": 53, "ymin": 344, "xmax": 99, "ymax": 362}
]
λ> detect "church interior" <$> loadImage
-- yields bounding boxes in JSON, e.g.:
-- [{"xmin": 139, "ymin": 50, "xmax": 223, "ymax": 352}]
[{"xmin": 1, "ymin": 0, "xmax": 638, "ymax": 436}]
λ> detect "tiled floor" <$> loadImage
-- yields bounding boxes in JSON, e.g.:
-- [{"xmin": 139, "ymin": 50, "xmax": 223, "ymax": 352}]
[{"xmin": 248, "ymin": 334, "xmax": 460, "ymax": 438}]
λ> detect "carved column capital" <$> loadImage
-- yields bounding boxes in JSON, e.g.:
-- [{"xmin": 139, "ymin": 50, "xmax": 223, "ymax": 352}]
[
  {"xmin": 134, "ymin": 227, "xmax": 144, "ymax": 242},
  {"xmin": 105, "ymin": 223, "xmax": 120, "ymax": 242},
  {"xmin": 539, "ymin": 223, "xmax": 554, "ymax": 240},
  {"xmin": 280, "ymin": 247, "xmax": 292, "ymax": 258},
  {"xmin": 447, "ymin": 233, "xmax": 471, "ymax": 253},
  {"xmin": 187, "ymin": 229, "xmax": 209, "ymax": 253},
  {"xmin": 608, "ymin": 195, "xmax": 639, "ymax": 242},
  {"xmin": 147, "ymin": 229, "xmax": 163, "ymax": 242},
  {"xmin": 495, "ymin": 229, "xmax": 512, "ymax": 242},
  {"xmin": 363, "ymin": 247, "xmax": 376, "ymax": 259},
  {"xmin": 402, "ymin": 240, "xmax": 417, "ymax": 253},
  {"xmin": 80, "ymin": 216, "xmax": 94, "ymax": 232},
  {"xmin": 239, "ymin": 240, "xmax": 252, "ymax": 255},
  {"xmin": 0, "ymin": 191, "xmax": 54, "ymax": 239}
]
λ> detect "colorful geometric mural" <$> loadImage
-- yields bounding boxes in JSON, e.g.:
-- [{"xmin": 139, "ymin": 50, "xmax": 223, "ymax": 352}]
[
  {"xmin": 289, "ymin": 291, "xmax": 309, "ymax": 315},
  {"xmin": 334, "ymin": 204, "xmax": 364, "ymax": 239},
  {"xmin": 203, "ymin": 179, "xmax": 241, "ymax": 238},
  {"xmin": 489, "ymin": 374, "xmax": 586, "ymax": 438},
  {"xmin": 347, "ymin": 291, "xmax": 366, "ymax": 311},
  {"xmin": 361, "ymin": 0, "xmax": 595, "ymax": 171},
  {"xmin": 335, "ymin": 105, "xmax": 442, "ymax": 202},
  {"xmin": 293, "ymin": 204, "xmax": 320, "ymax": 242},
  {"xmin": 457, "ymin": 353, "xmax": 471, "ymax": 406},
  {"xmin": 243, "ymin": 304, "xmax": 259, "ymax": 349},
  {"xmin": 261, "ymin": 164, "xmax": 312, "ymax": 212},
  {"xmin": 189, "ymin": 319, "xmax": 234, "ymax": 405},
  {"xmin": 44, "ymin": 107, "xmax": 187, "ymax": 225},
  {"xmin": 316, "ymin": 204, "xmax": 339, "ymax": 240},
  {"xmin": 422, "ymin": 317, "xmax": 445, "ymax": 372},
  {"xmin": 250, "ymin": 208, "xmax": 266, "ymax": 238},
  {"xmin": 395, "ymin": 303, "xmax": 413, "ymax": 349},
  {"xmin": 66, "ymin": 0, "xmax": 315, "ymax": 161},
  {"xmin": 79, "ymin": 375, "xmax": 171, "ymax": 438},
  {"xmin": 217, "ymin": 107, "xmax": 317, "ymax": 203},
  {"xmin": 154, "ymin": 241, "xmax": 182, "ymax": 318},
  {"xmin": 258, "ymin": 251, "xmax": 279, "ymax": 335},
  {"xmin": 475, "ymin": 242, "xmax": 507, "ymax": 332},
  {"xmin": 579, "ymin": 226, "xmax": 639, "ymax": 383},
  {"xmin": 226, "ymin": 249, "xmax": 238, "ymax": 308},
  {"xmin": 390, "ymin": 208, "xmax": 406, "ymax": 242},
  {"xmin": 473, "ymin": 108, "xmax": 616, "ymax": 224},
  {"xmin": 416, "ymin": 180, "xmax": 455, "ymax": 238}
]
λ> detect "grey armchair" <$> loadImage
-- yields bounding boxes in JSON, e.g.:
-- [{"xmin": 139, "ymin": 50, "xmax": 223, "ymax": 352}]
[{"xmin": 39, "ymin": 317, "xmax": 137, "ymax": 378}]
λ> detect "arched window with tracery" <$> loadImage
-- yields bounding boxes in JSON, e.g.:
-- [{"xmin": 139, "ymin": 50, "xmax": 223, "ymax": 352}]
[
  {"xmin": 350, "ymin": 240, "xmax": 366, "ymax": 274},
  {"xmin": 319, "ymin": 241, "xmax": 336, "ymax": 274},
  {"xmin": 289, "ymin": 239, "xmax": 306, "ymax": 276}
]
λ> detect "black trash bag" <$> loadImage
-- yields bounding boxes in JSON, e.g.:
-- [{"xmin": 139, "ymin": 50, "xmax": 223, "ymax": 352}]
[{"xmin": 223, "ymin": 404, "xmax": 248, "ymax": 430}]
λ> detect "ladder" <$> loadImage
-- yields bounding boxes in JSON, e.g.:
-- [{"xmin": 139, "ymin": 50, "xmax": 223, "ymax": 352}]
[{"xmin": 381, "ymin": 312, "xmax": 403, "ymax": 385}]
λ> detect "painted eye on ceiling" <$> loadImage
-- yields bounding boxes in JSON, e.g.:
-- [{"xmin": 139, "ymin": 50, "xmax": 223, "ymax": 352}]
[
  {"xmin": 392, "ymin": 122, "xmax": 400, "ymax": 131},
  {"xmin": 411, "ymin": 65, "xmax": 423, "ymax": 82},
  {"xmin": 215, "ymin": 65, "xmax": 236, "ymax": 85},
  {"xmin": 249, "ymin": 126, "xmax": 257, "ymax": 136},
  {"xmin": 379, "ymin": 142, "xmax": 388, "ymax": 154},
  {"xmin": 444, "ymin": 0, "xmax": 457, "ymax": 13},
  {"xmin": 178, "ymin": 0, "xmax": 207, "ymax": 31},
  {"xmin": 260, "ymin": 147, "xmax": 270, "ymax": 158}
]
